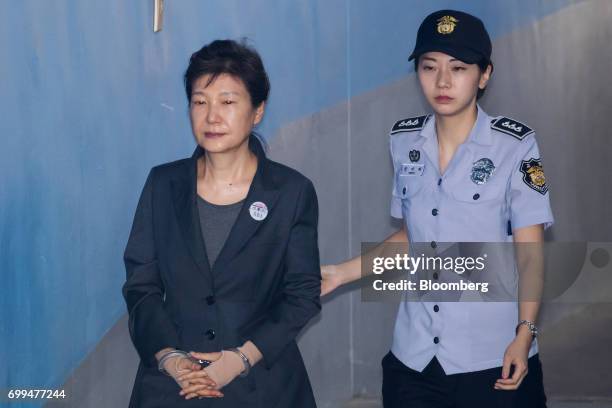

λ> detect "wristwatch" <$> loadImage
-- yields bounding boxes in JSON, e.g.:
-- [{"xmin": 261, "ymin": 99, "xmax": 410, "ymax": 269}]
[{"xmin": 516, "ymin": 320, "xmax": 538, "ymax": 338}]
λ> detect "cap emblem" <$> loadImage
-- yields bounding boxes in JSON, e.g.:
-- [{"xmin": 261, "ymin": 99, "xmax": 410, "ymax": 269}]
[{"xmin": 437, "ymin": 16, "xmax": 458, "ymax": 35}]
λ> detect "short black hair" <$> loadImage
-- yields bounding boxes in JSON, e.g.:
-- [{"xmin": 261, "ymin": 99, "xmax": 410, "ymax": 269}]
[
  {"xmin": 184, "ymin": 39, "xmax": 270, "ymax": 107},
  {"xmin": 414, "ymin": 56, "xmax": 493, "ymax": 100}
]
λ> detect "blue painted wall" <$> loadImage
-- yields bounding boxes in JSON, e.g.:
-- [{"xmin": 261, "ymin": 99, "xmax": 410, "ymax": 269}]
[{"xmin": 0, "ymin": 0, "xmax": 576, "ymax": 402}]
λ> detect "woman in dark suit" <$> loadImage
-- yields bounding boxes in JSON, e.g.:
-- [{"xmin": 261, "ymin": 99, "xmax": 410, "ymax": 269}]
[{"xmin": 122, "ymin": 39, "xmax": 321, "ymax": 407}]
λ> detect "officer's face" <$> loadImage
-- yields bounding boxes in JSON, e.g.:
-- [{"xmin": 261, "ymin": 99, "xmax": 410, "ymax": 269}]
[
  {"xmin": 417, "ymin": 52, "xmax": 490, "ymax": 116},
  {"xmin": 189, "ymin": 73, "xmax": 264, "ymax": 154}
]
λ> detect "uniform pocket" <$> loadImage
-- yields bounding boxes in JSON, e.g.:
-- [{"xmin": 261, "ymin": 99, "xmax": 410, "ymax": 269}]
[
  {"xmin": 449, "ymin": 180, "xmax": 505, "ymax": 203},
  {"xmin": 395, "ymin": 172, "xmax": 424, "ymax": 199}
]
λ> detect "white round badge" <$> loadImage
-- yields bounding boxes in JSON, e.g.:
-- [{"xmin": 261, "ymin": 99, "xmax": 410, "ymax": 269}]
[{"xmin": 249, "ymin": 201, "xmax": 268, "ymax": 221}]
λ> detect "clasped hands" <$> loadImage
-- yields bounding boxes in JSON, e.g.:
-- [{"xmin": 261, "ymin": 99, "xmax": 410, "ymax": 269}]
[
  {"xmin": 160, "ymin": 350, "xmax": 239, "ymax": 400},
  {"xmin": 159, "ymin": 341, "xmax": 262, "ymax": 400}
]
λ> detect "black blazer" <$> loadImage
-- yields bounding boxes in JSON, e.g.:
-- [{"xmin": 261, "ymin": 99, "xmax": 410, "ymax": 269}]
[{"xmin": 122, "ymin": 136, "xmax": 321, "ymax": 408}]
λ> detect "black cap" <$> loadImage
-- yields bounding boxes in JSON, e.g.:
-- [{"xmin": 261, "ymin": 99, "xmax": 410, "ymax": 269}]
[{"xmin": 409, "ymin": 10, "xmax": 492, "ymax": 64}]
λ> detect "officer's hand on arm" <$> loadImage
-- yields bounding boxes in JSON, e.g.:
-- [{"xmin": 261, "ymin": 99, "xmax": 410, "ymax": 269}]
[
  {"xmin": 320, "ymin": 264, "xmax": 344, "ymax": 296},
  {"xmin": 496, "ymin": 224, "xmax": 544, "ymax": 390},
  {"xmin": 321, "ymin": 224, "xmax": 408, "ymax": 296},
  {"xmin": 178, "ymin": 341, "xmax": 262, "ymax": 399}
]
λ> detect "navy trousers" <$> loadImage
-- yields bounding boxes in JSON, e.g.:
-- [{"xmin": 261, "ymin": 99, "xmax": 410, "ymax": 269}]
[{"xmin": 382, "ymin": 351, "xmax": 547, "ymax": 408}]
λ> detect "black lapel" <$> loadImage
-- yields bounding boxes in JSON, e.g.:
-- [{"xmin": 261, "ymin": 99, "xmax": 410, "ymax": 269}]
[
  {"xmin": 171, "ymin": 148, "xmax": 213, "ymax": 281},
  {"xmin": 212, "ymin": 136, "xmax": 281, "ymax": 275}
]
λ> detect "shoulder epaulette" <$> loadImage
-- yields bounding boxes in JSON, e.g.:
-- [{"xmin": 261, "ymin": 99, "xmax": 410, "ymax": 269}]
[
  {"xmin": 390, "ymin": 115, "xmax": 430, "ymax": 134},
  {"xmin": 491, "ymin": 116, "xmax": 534, "ymax": 140}
]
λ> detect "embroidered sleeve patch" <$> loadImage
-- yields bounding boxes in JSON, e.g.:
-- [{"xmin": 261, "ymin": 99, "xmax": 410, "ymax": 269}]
[
  {"xmin": 520, "ymin": 158, "xmax": 548, "ymax": 195},
  {"xmin": 391, "ymin": 115, "xmax": 430, "ymax": 134},
  {"xmin": 491, "ymin": 117, "xmax": 534, "ymax": 140}
]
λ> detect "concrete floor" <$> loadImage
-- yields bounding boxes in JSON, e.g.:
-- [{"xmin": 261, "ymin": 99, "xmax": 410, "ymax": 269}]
[{"xmin": 343, "ymin": 397, "xmax": 612, "ymax": 408}]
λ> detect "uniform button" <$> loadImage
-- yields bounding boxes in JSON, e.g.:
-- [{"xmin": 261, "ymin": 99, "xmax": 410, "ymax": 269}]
[
  {"xmin": 205, "ymin": 295, "xmax": 215, "ymax": 305},
  {"xmin": 402, "ymin": 187, "xmax": 407, "ymax": 195},
  {"xmin": 433, "ymin": 273, "xmax": 439, "ymax": 280},
  {"xmin": 432, "ymin": 209, "xmax": 438, "ymax": 216},
  {"xmin": 438, "ymin": 178, "xmax": 442, "ymax": 186},
  {"xmin": 433, "ymin": 337, "xmax": 440, "ymax": 344},
  {"xmin": 433, "ymin": 305, "xmax": 439, "ymax": 312},
  {"xmin": 205, "ymin": 329, "xmax": 216, "ymax": 340},
  {"xmin": 473, "ymin": 193, "xmax": 480, "ymax": 200},
  {"xmin": 431, "ymin": 241, "xmax": 437, "ymax": 248}
]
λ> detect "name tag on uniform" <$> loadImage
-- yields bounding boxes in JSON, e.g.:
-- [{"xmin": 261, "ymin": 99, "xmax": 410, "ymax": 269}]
[{"xmin": 400, "ymin": 163, "xmax": 424, "ymax": 176}]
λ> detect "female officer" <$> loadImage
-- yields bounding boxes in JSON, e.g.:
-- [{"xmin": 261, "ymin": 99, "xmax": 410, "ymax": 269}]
[
  {"xmin": 123, "ymin": 39, "xmax": 320, "ymax": 407},
  {"xmin": 322, "ymin": 10, "xmax": 552, "ymax": 407}
]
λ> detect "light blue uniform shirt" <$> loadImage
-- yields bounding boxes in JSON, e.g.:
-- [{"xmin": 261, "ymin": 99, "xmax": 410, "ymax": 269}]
[{"xmin": 389, "ymin": 105, "xmax": 554, "ymax": 374}]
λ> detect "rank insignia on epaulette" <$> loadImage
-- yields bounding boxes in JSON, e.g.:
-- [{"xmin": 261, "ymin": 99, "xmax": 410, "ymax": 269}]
[
  {"xmin": 391, "ymin": 115, "xmax": 430, "ymax": 134},
  {"xmin": 520, "ymin": 157, "xmax": 548, "ymax": 195},
  {"xmin": 491, "ymin": 117, "xmax": 534, "ymax": 140}
]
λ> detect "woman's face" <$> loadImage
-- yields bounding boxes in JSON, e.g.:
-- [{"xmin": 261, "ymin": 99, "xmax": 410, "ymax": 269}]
[
  {"xmin": 189, "ymin": 73, "xmax": 264, "ymax": 153},
  {"xmin": 417, "ymin": 51, "xmax": 491, "ymax": 117}
]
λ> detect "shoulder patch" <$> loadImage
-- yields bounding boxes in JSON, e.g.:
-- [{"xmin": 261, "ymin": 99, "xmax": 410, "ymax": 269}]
[
  {"xmin": 520, "ymin": 157, "xmax": 548, "ymax": 195},
  {"xmin": 491, "ymin": 116, "xmax": 534, "ymax": 140},
  {"xmin": 390, "ymin": 115, "xmax": 430, "ymax": 134}
]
